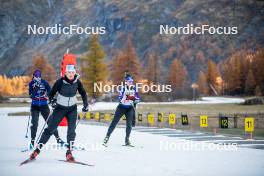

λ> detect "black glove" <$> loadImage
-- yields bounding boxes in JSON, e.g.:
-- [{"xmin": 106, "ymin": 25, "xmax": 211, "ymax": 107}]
[
  {"xmin": 82, "ymin": 106, "xmax": 89, "ymax": 112},
  {"xmin": 49, "ymin": 98, "xmax": 57, "ymax": 108},
  {"xmin": 32, "ymin": 82, "xmax": 40, "ymax": 91}
]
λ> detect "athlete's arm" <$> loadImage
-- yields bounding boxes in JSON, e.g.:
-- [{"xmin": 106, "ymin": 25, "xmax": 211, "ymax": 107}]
[
  {"xmin": 77, "ymin": 80, "xmax": 88, "ymax": 108},
  {"xmin": 48, "ymin": 79, "xmax": 62, "ymax": 100}
]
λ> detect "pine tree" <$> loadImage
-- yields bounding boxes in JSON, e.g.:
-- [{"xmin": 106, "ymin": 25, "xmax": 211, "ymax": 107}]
[
  {"xmin": 197, "ymin": 71, "xmax": 208, "ymax": 95},
  {"xmin": 231, "ymin": 56, "xmax": 242, "ymax": 94},
  {"xmin": 110, "ymin": 35, "xmax": 141, "ymax": 84},
  {"xmin": 207, "ymin": 59, "xmax": 220, "ymax": 95},
  {"xmin": 111, "ymin": 50, "xmax": 126, "ymax": 85},
  {"xmin": 0, "ymin": 75, "xmax": 4, "ymax": 95},
  {"xmin": 81, "ymin": 35, "xmax": 108, "ymax": 98},
  {"xmin": 45, "ymin": 64, "xmax": 57, "ymax": 84},
  {"xmin": 124, "ymin": 35, "xmax": 141, "ymax": 81},
  {"xmin": 145, "ymin": 53, "xmax": 160, "ymax": 84},
  {"xmin": 3, "ymin": 78, "xmax": 13, "ymax": 96},
  {"xmin": 251, "ymin": 48, "xmax": 264, "ymax": 95},
  {"xmin": 255, "ymin": 85, "xmax": 262, "ymax": 96},
  {"xmin": 30, "ymin": 54, "xmax": 57, "ymax": 83},
  {"xmin": 168, "ymin": 59, "xmax": 188, "ymax": 88},
  {"xmin": 0, "ymin": 75, "xmax": 30, "ymax": 96},
  {"xmin": 15, "ymin": 77, "xmax": 25, "ymax": 95},
  {"xmin": 219, "ymin": 50, "xmax": 257, "ymax": 95},
  {"xmin": 245, "ymin": 69, "xmax": 256, "ymax": 95}
]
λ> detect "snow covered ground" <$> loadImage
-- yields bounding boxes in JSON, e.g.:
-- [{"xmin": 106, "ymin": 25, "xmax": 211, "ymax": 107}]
[
  {"xmin": 0, "ymin": 103, "xmax": 117, "ymax": 115},
  {"xmin": 140, "ymin": 97, "xmax": 245, "ymax": 105},
  {"xmin": 9, "ymin": 96, "xmax": 246, "ymax": 104},
  {"xmin": 5, "ymin": 97, "xmax": 245, "ymax": 113},
  {"xmin": 0, "ymin": 106, "xmax": 264, "ymax": 176}
]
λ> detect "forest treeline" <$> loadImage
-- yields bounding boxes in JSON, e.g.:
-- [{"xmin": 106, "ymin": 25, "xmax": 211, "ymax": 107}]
[{"xmin": 0, "ymin": 35, "xmax": 263, "ymax": 99}]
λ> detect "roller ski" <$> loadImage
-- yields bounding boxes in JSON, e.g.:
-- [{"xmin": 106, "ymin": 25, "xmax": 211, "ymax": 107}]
[
  {"xmin": 20, "ymin": 150, "xmax": 39, "ymax": 166},
  {"xmin": 122, "ymin": 138, "xmax": 135, "ymax": 147}
]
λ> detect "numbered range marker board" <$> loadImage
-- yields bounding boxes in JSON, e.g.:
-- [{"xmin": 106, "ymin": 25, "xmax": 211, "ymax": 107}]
[
  {"xmin": 220, "ymin": 116, "xmax": 228, "ymax": 128},
  {"xmin": 158, "ymin": 113, "xmax": 164, "ymax": 123},
  {"xmin": 90, "ymin": 112, "xmax": 94, "ymax": 119},
  {"xmin": 95, "ymin": 112, "xmax": 100, "ymax": 120},
  {"xmin": 245, "ymin": 117, "xmax": 254, "ymax": 132},
  {"xmin": 181, "ymin": 115, "xmax": 188, "ymax": 125},
  {"xmin": 147, "ymin": 114, "xmax": 155, "ymax": 125},
  {"xmin": 138, "ymin": 113, "xmax": 143, "ymax": 122},
  {"xmin": 79, "ymin": 112, "xmax": 84, "ymax": 119},
  {"xmin": 86, "ymin": 112, "xmax": 91, "ymax": 119},
  {"xmin": 169, "ymin": 114, "xmax": 176, "ymax": 125},
  {"xmin": 200, "ymin": 115, "xmax": 208, "ymax": 128},
  {"xmin": 104, "ymin": 113, "xmax": 111, "ymax": 121}
]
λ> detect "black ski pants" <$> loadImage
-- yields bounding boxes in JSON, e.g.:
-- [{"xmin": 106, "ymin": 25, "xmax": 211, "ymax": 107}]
[
  {"xmin": 106, "ymin": 104, "xmax": 134, "ymax": 139},
  {"xmin": 37, "ymin": 104, "xmax": 77, "ymax": 150},
  {"xmin": 30, "ymin": 105, "xmax": 59, "ymax": 140}
]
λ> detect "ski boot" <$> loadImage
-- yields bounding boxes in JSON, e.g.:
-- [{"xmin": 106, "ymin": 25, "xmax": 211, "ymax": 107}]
[
  {"xmin": 29, "ymin": 139, "xmax": 35, "ymax": 150},
  {"xmin": 125, "ymin": 137, "xmax": 134, "ymax": 147},
  {"xmin": 66, "ymin": 150, "xmax": 75, "ymax": 162},
  {"xmin": 102, "ymin": 136, "xmax": 109, "ymax": 146},
  {"xmin": 30, "ymin": 149, "xmax": 40, "ymax": 160},
  {"xmin": 20, "ymin": 149, "xmax": 40, "ymax": 165}
]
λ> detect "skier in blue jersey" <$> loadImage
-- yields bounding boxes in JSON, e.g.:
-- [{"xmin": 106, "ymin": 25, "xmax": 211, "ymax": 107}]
[
  {"xmin": 103, "ymin": 73, "xmax": 140, "ymax": 146},
  {"xmin": 28, "ymin": 69, "xmax": 65, "ymax": 149}
]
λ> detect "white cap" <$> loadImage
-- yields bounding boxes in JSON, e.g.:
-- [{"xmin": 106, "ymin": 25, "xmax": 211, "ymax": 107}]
[{"xmin": 66, "ymin": 65, "xmax": 76, "ymax": 72}]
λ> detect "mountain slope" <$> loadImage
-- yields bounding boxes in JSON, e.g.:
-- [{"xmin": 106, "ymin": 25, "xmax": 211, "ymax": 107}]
[{"xmin": 0, "ymin": 0, "xmax": 263, "ymax": 80}]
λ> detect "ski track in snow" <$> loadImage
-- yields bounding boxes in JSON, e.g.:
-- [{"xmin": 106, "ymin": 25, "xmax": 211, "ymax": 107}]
[{"xmin": 0, "ymin": 106, "xmax": 264, "ymax": 176}]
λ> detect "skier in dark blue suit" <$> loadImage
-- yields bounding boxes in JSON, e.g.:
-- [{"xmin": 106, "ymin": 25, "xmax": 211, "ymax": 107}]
[{"xmin": 28, "ymin": 69, "xmax": 64, "ymax": 149}]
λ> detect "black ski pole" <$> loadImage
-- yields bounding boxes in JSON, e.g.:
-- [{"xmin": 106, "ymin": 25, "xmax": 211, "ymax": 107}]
[
  {"xmin": 76, "ymin": 104, "xmax": 93, "ymax": 127},
  {"xmin": 35, "ymin": 108, "xmax": 53, "ymax": 144},
  {"xmin": 76, "ymin": 112, "xmax": 85, "ymax": 127},
  {"xmin": 25, "ymin": 114, "xmax": 31, "ymax": 138}
]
